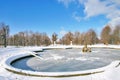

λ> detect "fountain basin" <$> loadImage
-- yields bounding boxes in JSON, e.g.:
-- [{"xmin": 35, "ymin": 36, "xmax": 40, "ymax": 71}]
[{"xmin": 4, "ymin": 48, "xmax": 120, "ymax": 77}]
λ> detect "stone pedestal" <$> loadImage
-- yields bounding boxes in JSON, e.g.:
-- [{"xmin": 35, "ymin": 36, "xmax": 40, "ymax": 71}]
[
  {"xmin": 53, "ymin": 41, "xmax": 56, "ymax": 46},
  {"xmin": 70, "ymin": 41, "xmax": 72, "ymax": 45}
]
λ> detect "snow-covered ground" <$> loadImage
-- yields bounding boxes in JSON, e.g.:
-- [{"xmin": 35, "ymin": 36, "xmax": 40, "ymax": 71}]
[{"xmin": 0, "ymin": 44, "xmax": 120, "ymax": 80}]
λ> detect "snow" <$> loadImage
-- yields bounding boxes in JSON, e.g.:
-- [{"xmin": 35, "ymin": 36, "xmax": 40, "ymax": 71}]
[{"xmin": 0, "ymin": 44, "xmax": 120, "ymax": 80}]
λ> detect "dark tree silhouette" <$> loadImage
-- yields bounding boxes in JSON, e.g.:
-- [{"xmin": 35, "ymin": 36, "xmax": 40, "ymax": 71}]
[
  {"xmin": 0, "ymin": 23, "xmax": 9, "ymax": 47},
  {"xmin": 112, "ymin": 25, "xmax": 120, "ymax": 44},
  {"xmin": 101, "ymin": 25, "xmax": 111, "ymax": 44},
  {"xmin": 85, "ymin": 29, "xmax": 98, "ymax": 45},
  {"xmin": 52, "ymin": 32, "xmax": 58, "ymax": 45},
  {"xmin": 61, "ymin": 31, "xmax": 73, "ymax": 45},
  {"xmin": 73, "ymin": 31, "xmax": 81, "ymax": 45}
]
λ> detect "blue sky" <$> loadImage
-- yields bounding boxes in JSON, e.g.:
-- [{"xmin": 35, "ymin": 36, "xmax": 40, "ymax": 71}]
[{"xmin": 0, "ymin": 0, "xmax": 120, "ymax": 37}]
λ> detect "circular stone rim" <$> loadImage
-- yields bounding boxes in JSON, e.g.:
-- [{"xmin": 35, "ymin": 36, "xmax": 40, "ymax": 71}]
[{"xmin": 4, "ymin": 49, "xmax": 120, "ymax": 77}]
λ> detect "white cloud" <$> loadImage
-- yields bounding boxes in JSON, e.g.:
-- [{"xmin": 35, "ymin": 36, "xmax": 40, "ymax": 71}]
[
  {"xmin": 110, "ymin": 0, "xmax": 120, "ymax": 5},
  {"xmin": 58, "ymin": 0, "xmax": 75, "ymax": 8},
  {"xmin": 59, "ymin": 27, "xmax": 67, "ymax": 37},
  {"xmin": 83, "ymin": 0, "xmax": 108, "ymax": 19},
  {"xmin": 78, "ymin": 0, "xmax": 86, "ymax": 4},
  {"xmin": 108, "ymin": 17, "xmax": 120, "ymax": 27},
  {"xmin": 72, "ymin": 12, "xmax": 82, "ymax": 22},
  {"xmin": 80, "ymin": 0, "xmax": 120, "ymax": 25},
  {"xmin": 84, "ymin": 0, "xmax": 120, "ymax": 27},
  {"xmin": 60, "ymin": 30, "xmax": 67, "ymax": 36},
  {"xmin": 106, "ymin": 8, "xmax": 120, "ymax": 19},
  {"xmin": 58, "ymin": 0, "xmax": 120, "ymax": 26}
]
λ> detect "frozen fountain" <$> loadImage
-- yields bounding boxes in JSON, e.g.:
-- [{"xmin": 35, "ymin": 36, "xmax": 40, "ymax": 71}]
[{"xmin": 4, "ymin": 47, "xmax": 120, "ymax": 77}]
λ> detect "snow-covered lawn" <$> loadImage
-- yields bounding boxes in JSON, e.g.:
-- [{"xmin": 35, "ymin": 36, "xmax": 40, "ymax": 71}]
[{"xmin": 0, "ymin": 45, "xmax": 120, "ymax": 80}]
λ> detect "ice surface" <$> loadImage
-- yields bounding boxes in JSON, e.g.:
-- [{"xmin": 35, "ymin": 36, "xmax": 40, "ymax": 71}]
[
  {"xmin": 11, "ymin": 48, "xmax": 120, "ymax": 72},
  {"xmin": 0, "ymin": 45, "xmax": 120, "ymax": 80}
]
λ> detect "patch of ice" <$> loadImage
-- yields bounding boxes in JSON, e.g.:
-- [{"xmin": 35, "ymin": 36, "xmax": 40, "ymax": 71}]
[
  {"xmin": 51, "ymin": 54, "xmax": 64, "ymax": 60},
  {"xmin": 75, "ymin": 57, "xmax": 87, "ymax": 61},
  {"xmin": 0, "ymin": 76, "xmax": 10, "ymax": 80}
]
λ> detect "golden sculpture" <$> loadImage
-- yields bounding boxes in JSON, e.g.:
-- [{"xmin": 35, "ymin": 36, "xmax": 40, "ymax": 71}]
[{"xmin": 82, "ymin": 44, "xmax": 91, "ymax": 52}]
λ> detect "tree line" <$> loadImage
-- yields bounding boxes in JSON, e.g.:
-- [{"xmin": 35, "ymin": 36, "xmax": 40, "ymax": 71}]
[
  {"xmin": 101, "ymin": 25, "xmax": 120, "ymax": 45},
  {"xmin": 8, "ymin": 31, "xmax": 51, "ymax": 46},
  {"xmin": 0, "ymin": 23, "xmax": 9, "ymax": 47},
  {"xmin": 0, "ymin": 22, "xmax": 120, "ymax": 47}
]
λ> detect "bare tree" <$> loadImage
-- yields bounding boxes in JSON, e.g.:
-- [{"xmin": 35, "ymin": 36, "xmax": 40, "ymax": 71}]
[
  {"xmin": 60, "ymin": 36, "xmax": 66, "ymax": 45},
  {"xmin": 41, "ymin": 32, "xmax": 51, "ymax": 46},
  {"xmin": 73, "ymin": 31, "xmax": 81, "ymax": 45},
  {"xmin": 61, "ymin": 32, "xmax": 73, "ymax": 45},
  {"xmin": 52, "ymin": 32, "xmax": 57, "ymax": 45},
  {"xmin": 13, "ymin": 34, "xmax": 19, "ymax": 46},
  {"xmin": 101, "ymin": 25, "xmax": 111, "ymax": 44},
  {"xmin": 112, "ymin": 25, "xmax": 120, "ymax": 44},
  {"xmin": 8, "ymin": 31, "xmax": 51, "ymax": 46},
  {"xmin": 79, "ymin": 32, "xmax": 86, "ymax": 45},
  {"xmin": 85, "ymin": 29, "xmax": 98, "ymax": 45},
  {"xmin": 0, "ymin": 23, "xmax": 9, "ymax": 47},
  {"xmin": 68, "ymin": 32, "xmax": 73, "ymax": 45},
  {"xmin": 8, "ymin": 35, "xmax": 14, "ymax": 45}
]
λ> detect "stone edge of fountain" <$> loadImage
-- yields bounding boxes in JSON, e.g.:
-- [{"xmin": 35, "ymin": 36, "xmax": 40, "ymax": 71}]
[{"xmin": 3, "ymin": 47, "xmax": 120, "ymax": 77}]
